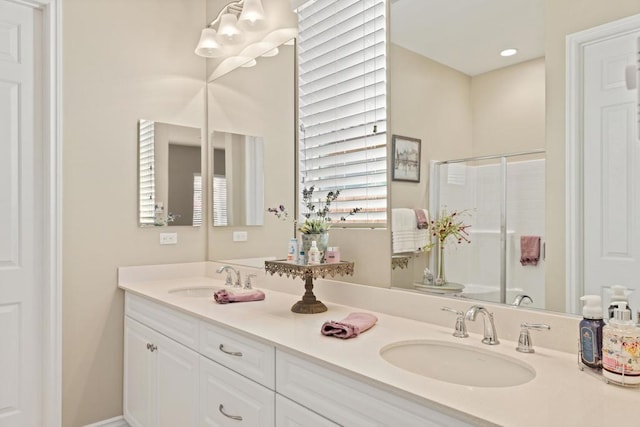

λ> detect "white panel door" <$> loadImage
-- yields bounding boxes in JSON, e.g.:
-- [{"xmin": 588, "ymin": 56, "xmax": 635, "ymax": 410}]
[
  {"xmin": 583, "ymin": 30, "xmax": 640, "ymax": 314},
  {"xmin": 0, "ymin": 2, "xmax": 42, "ymax": 426},
  {"xmin": 124, "ymin": 318, "xmax": 156, "ymax": 427}
]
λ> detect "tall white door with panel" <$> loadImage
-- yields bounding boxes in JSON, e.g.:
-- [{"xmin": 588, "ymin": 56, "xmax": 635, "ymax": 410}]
[
  {"xmin": 583, "ymin": 29, "xmax": 640, "ymax": 313},
  {"xmin": 0, "ymin": 1, "xmax": 43, "ymax": 426}
]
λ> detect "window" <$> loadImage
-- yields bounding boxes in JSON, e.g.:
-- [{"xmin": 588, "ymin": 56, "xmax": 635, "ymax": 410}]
[
  {"xmin": 297, "ymin": 0, "xmax": 387, "ymax": 226},
  {"xmin": 138, "ymin": 119, "xmax": 156, "ymax": 225}
]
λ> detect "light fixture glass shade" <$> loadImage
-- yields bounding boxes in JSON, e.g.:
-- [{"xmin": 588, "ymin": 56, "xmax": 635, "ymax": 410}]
[
  {"xmin": 261, "ymin": 47, "xmax": 279, "ymax": 57},
  {"xmin": 217, "ymin": 13, "xmax": 243, "ymax": 44},
  {"xmin": 238, "ymin": 0, "xmax": 266, "ymax": 29},
  {"xmin": 240, "ymin": 58, "xmax": 257, "ymax": 67},
  {"xmin": 194, "ymin": 28, "xmax": 224, "ymax": 57}
]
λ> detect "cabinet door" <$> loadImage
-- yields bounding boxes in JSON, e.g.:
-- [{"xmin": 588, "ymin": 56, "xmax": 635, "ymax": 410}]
[
  {"xmin": 124, "ymin": 317, "xmax": 157, "ymax": 427},
  {"xmin": 155, "ymin": 330, "xmax": 200, "ymax": 427},
  {"xmin": 275, "ymin": 395, "xmax": 338, "ymax": 427},
  {"xmin": 124, "ymin": 316, "xmax": 200, "ymax": 427},
  {"xmin": 200, "ymin": 356, "xmax": 275, "ymax": 426}
]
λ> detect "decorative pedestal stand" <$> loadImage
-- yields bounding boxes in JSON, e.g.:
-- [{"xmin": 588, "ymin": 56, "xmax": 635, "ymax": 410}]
[{"xmin": 264, "ymin": 260, "xmax": 355, "ymax": 314}]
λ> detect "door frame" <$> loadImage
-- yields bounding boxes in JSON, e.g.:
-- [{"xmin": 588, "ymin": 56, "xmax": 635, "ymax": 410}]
[
  {"xmin": 9, "ymin": 0, "xmax": 63, "ymax": 425},
  {"xmin": 566, "ymin": 13, "xmax": 640, "ymax": 314}
]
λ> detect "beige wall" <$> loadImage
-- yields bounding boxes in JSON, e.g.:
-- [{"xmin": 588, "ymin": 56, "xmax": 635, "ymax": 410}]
[
  {"xmin": 207, "ymin": 46, "xmax": 296, "ymax": 260},
  {"xmin": 544, "ymin": 0, "xmax": 640, "ymax": 311},
  {"xmin": 471, "ymin": 58, "xmax": 546, "ymax": 156},
  {"xmin": 389, "ymin": 43, "xmax": 474, "ymax": 211},
  {"xmin": 62, "ymin": 0, "xmax": 206, "ymax": 425}
]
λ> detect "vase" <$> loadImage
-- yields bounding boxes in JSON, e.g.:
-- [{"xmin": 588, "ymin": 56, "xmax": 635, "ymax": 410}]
[
  {"xmin": 435, "ymin": 245, "xmax": 446, "ymax": 286},
  {"xmin": 301, "ymin": 233, "xmax": 329, "ymax": 264}
]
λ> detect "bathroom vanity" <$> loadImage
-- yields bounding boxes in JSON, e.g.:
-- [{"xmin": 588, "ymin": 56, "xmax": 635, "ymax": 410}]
[{"xmin": 119, "ymin": 262, "xmax": 640, "ymax": 426}]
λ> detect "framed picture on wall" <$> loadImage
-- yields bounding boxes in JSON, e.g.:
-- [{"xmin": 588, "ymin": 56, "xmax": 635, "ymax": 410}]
[{"xmin": 392, "ymin": 135, "xmax": 421, "ymax": 182}]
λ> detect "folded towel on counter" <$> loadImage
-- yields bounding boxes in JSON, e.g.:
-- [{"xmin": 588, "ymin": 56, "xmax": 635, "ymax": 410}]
[
  {"xmin": 321, "ymin": 312, "xmax": 378, "ymax": 339},
  {"xmin": 414, "ymin": 208, "xmax": 430, "ymax": 229},
  {"xmin": 214, "ymin": 289, "xmax": 265, "ymax": 304},
  {"xmin": 520, "ymin": 235, "xmax": 541, "ymax": 266}
]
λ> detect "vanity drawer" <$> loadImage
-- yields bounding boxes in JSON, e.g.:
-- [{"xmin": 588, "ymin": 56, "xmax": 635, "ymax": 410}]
[
  {"xmin": 276, "ymin": 350, "xmax": 478, "ymax": 427},
  {"xmin": 200, "ymin": 355, "xmax": 275, "ymax": 427},
  {"xmin": 200, "ymin": 321, "xmax": 276, "ymax": 389},
  {"xmin": 125, "ymin": 293, "xmax": 199, "ymax": 351}
]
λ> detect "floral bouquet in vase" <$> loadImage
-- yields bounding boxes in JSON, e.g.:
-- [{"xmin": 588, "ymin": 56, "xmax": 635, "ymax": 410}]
[{"xmin": 431, "ymin": 207, "xmax": 471, "ymax": 285}]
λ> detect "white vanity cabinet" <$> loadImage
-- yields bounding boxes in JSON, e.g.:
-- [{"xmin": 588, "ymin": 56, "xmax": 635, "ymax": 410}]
[
  {"xmin": 200, "ymin": 355, "xmax": 275, "ymax": 426},
  {"xmin": 276, "ymin": 350, "xmax": 477, "ymax": 427},
  {"xmin": 275, "ymin": 395, "xmax": 339, "ymax": 427},
  {"xmin": 124, "ymin": 317, "xmax": 200, "ymax": 427},
  {"xmin": 123, "ymin": 292, "xmax": 475, "ymax": 427}
]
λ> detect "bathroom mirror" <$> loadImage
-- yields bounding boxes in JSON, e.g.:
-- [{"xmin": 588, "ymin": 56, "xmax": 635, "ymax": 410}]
[
  {"xmin": 206, "ymin": 1, "xmax": 640, "ymax": 317},
  {"xmin": 388, "ymin": 0, "xmax": 545, "ymax": 305},
  {"xmin": 138, "ymin": 120, "xmax": 202, "ymax": 227},
  {"xmin": 211, "ymin": 131, "xmax": 265, "ymax": 227}
]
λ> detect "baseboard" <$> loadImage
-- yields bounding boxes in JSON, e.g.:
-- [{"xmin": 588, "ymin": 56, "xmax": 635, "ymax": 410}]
[{"xmin": 84, "ymin": 415, "xmax": 129, "ymax": 427}]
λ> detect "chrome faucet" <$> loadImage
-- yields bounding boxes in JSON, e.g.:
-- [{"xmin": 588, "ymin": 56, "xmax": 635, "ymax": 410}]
[
  {"xmin": 216, "ymin": 265, "xmax": 240, "ymax": 288},
  {"xmin": 512, "ymin": 294, "xmax": 533, "ymax": 306},
  {"xmin": 465, "ymin": 305, "xmax": 500, "ymax": 345}
]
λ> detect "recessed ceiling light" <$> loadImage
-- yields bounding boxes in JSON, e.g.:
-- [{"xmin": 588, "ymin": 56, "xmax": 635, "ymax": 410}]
[{"xmin": 500, "ymin": 48, "xmax": 518, "ymax": 57}]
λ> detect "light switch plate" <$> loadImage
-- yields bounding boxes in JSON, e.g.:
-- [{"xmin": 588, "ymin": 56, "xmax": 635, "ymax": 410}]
[
  {"xmin": 233, "ymin": 231, "xmax": 248, "ymax": 242},
  {"xmin": 160, "ymin": 232, "xmax": 178, "ymax": 245}
]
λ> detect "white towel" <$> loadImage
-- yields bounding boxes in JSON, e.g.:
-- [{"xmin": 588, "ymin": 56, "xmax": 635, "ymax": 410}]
[{"xmin": 392, "ymin": 208, "xmax": 429, "ymax": 254}]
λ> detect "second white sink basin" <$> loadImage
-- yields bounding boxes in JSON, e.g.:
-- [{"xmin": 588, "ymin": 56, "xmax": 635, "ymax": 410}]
[
  {"xmin": 168, "ymin": 287, "xmax": 219, "ymax": 298},
  {"xmin": 380, "ymin": 340, "xmax": 535, "ymax": 388}
]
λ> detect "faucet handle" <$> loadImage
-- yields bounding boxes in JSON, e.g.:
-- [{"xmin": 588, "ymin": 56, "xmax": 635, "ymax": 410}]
[
  {"xmin": 441, "ymin": 307, "xmax": 469, "ymax": 338},
  {"xmin": 243, "ymin": 274, "xmax": 257, "ymax": 290},
  {"xmin": 516, "ymin": 322, "xmax": 551, "ymax": 353}
]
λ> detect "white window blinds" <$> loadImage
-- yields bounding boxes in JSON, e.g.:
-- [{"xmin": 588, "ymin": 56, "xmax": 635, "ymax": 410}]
[
  {"xmin": 138, "ymin": 119, "xmax": 156, "ymax": 225},
  {"xmin": 297, "ymin": 0, "xmax": 387, "ymax": 225}
]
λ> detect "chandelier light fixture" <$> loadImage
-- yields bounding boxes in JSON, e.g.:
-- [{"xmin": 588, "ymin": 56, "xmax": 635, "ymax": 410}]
[{"xmin": 194, "ymin": 0, "xmax": 297, "ymax": 79}]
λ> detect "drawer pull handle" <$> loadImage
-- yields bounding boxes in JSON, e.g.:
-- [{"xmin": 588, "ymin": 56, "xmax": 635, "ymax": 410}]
[
  {"xmin": 219, "ymin": 404, "xmax": 243, "ymax": 421},
  {"xmin": 219, "ymin": 344, "xmax": 243, "ymax": 357},
  {"xmin": 146, "ymin": 343, "xmax": 157, "ymax": 352}
]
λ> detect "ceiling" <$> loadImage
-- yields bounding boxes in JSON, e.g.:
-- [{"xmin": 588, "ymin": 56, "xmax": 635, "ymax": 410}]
[{"xmin": 390, "ymin": 0, "xmax": 545, "ymax": 76}]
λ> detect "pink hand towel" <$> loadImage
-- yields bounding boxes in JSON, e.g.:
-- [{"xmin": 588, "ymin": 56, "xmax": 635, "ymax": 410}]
[
  {"xmin": 321, "ymin": 312, "xmax": 378, "ymax": 339},
  {"xmin": 214, "ymin": 289, "xmax": 265, "ymax": 304},
  {"xmin": 520, "ymin": 236, "xmax": 541, "ymax": 266},
  {"xmin": 414, "ymin": 209, "xmax": 429, "ymax": 229}
]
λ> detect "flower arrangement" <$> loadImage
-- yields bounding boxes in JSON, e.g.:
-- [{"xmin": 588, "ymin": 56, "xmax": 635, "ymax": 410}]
[
  {"xmin": 266, "ymin": 186, "xmax": 361, "ymax": 234},
  {"xmin": 299, "ymin": 186, "xmax": 361, "ymax": 234},
  {"xmin": 431, "ymin": 207, "xmax": 471, "ymax": 247}
]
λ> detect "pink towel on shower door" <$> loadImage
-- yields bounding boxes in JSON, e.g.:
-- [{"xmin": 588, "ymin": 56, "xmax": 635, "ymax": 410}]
[
  {"xmin": 321, "ymin": 312, "xmax": 378, "ymax": 339},
  {"xmin": 520, "ymin": 236, "xmax": 541, "ymax": 266}
]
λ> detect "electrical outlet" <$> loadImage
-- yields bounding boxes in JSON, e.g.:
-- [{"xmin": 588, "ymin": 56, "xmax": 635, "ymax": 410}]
[
  {"xmin": 160, "ymin": 233, "xmax": 178, "ymax": 245},
  {"xmin": 233, "ymin": 231, "xmax": 248, "ymax": 242}
]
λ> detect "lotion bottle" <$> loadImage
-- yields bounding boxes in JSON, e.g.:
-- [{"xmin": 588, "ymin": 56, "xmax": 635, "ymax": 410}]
[
  {"xmin": 308, "ymin": 241, "xmax": 321, "ymax": 265},
  {"xmin": 602, "ymin": 302, "xmax": 640, "ymax": 385},
  {"xmin": 579, "ymin": 295, "xmax": 605, "ymax": 369}
]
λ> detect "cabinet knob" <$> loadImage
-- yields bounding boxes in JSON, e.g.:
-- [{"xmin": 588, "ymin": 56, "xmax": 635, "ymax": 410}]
[
  {"xmin": 219, "ymin": 404, "xmax": 243, "ymax": 421},
  {"xmin": 146, "ymin": 343, "xmax": 157, "ymax": 352}
]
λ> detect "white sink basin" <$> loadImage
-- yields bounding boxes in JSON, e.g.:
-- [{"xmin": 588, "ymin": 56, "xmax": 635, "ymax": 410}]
[
  {"xmin": 380, "ymin": 340, "xmax": 535, "ymax": 388},
  {"xmin": 168, "ymin": 287, "xmax": 219, "ymax": 298}
]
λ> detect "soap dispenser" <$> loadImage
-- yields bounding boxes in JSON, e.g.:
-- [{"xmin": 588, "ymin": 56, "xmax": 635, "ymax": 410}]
[
  {"xmin": 308, "ymin": 241, "xmax": 321, "ymax": 265},
  {"xmin": 579, "ymin": 295, "xmax": 605, "ymax": 369},
  {"xmin": 602, "ymin": 302, "xmax": 640, "ymax": 385},
  {"xmin": 605, "ymin": 285, "xmax": 633, "ymax": 322}
]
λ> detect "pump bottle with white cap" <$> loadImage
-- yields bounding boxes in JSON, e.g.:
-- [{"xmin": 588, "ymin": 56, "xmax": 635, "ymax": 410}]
[
  {"xmin": 579, "ymin": 295, "xmax": 605, "ymax": 369},
  {"xmin": 602, "ymin": 301, "xmax": 640, "ymax": 385}
]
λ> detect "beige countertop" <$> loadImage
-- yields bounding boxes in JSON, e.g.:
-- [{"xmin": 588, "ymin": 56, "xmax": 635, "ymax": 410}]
[{"xmin": 118, "ymin": 262, "xmax": 640, "ymax": 427}]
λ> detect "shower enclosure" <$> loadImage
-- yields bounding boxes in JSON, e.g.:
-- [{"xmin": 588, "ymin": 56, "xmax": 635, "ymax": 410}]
[{"xmin": 429, "ymin": 150, "xmax": 545, "ymax": 307}]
